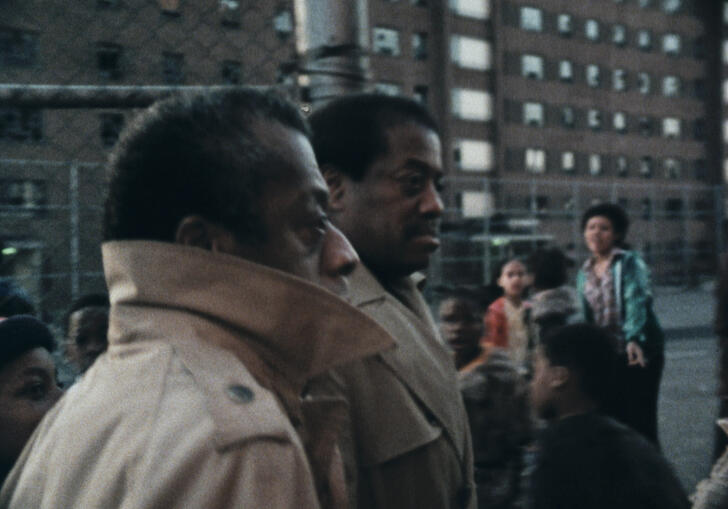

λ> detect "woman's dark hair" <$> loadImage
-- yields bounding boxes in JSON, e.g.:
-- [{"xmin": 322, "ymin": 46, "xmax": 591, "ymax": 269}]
[
  {"xmin": 0, "ymin": 315, "xmax": 56, "ymax": 370},
  {"xmin": 580, "ymin": 202, "xmax": 630, "ymax": 245}
]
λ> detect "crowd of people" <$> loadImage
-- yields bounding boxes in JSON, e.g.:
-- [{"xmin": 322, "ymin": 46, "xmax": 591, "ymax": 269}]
[{"xmin": 0, "ymin": 87, "xmax": 724, "ymax": 508}]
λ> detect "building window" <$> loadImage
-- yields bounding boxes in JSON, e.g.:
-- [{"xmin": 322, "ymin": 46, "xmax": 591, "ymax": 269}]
[
  {"xmin": 559, "ymin": 60, "xmax": 573, "ymax": 82},
  {"xmin": 723, "ymin": 40, "xmax": 728, "ymax": 65},
  {"xmin": 451, "ymin": 36, "xmax": 491, "ymax": 70},
  {"xmin": 373, "ymin": 82, "xmax": 402, "ymax": 96},
  {"xmin": 613, "ymin": 24, "xmax": 627, "ymax": 46},
  {"xmin": 613, "ymin": 69, "xmax": 626, "ymax": 91},
  {"xmin": 525, "ymin": 148, "xmax": 546, "ymax": 173},
  {"xmin": 452, "ymin": 89, "xmax": 492, "ymax": 121},
  {"xmin": 694, "ymin": 118, "xmax": 705, "ymax": 140},
  {"xmin": 220, "ymin": 0, "xmax": 241, "ymax": 26},
  {"xmin": 639, "ymin": 116, "xmax": 653, "ymax": 136},
  {"xmin": 637, "ymin": 72, "xmax": 651, "ymax": 94},
  {"xmin": 562, "ymin": 151, "xmax": 575, "ymax": 172},
  {"xmin": 372, "ymin": 27, "xmax": 400, "ymax": 56},
  {"xmin": 662, "ymin": 76, "xmax": 680, "ymax": 97},
  {"xmin": 586, "ymin": 65, "xmax": 600, "ymax": 87},
  {"xmin": 641, "ymin": 198, "xmax": 652, "ymax": 220},
  {"xmin": 662, "ymin": 117, "xmax": 681, "ymax": 138},
  {"xmin": 589, "ymin": 154, "xmax": 602, "ymax": 176},
  {"xmin": 637, "ymin": 29, "xmax": 652, "ymax": 50},
  {"xmin": 557, "ymin": 14, "xmax": 572, "ymax": 36},
  {"xmin": 0, "ymin": 180, "xmax": 46, "ymax": 211},
  {"xmin": 523, "ymin": 102, "xmax": 544, "ymax": 126},
  {"xmin": 221, "ymin": 60, "xmax": 242, "ymax": 84},
  {"xmin": 662, "ymin": 33, "xmax": 681, "ymax": 56},
  {"xmin": 0, "ymin": 28, "xmax": 38, "ymax": 67},
  {"xmin": 100, "ymin": 113, "xmax": 124, "ymax": 148},
  {"xmin": 662, "ymin": 0, "xmax": 681, "ymax": 13},
  {"xmin": 613, "ymin": 112, "xmax": 627, "ymax": 133},
  {"xmin": 412, "ymin": 32, "xmax": 428, "ymax": 60},
  {"xmin": 97, "ymin": 42, "xmax": 123, "ymax": 80},
  {"xmin": 561, "ymin": 106, "xmax": 575, "ymax": 128},
  {"xmin": 411, "ymin": 0, "xmax": 428, "ymax": 6},
  {"xmin": 413, "ymin": 84, "xmax": 428, "ymax": 104},
  {"xmin": 724, "ymin": 119, "xmax": 728, "ymax": 143},
  {"xmin": 0, "ymin": 108, "xmax": 43, "ymax": 142},
  {"xmin": 160, "ymin": 0, "xmax": 180, "ymax": 15},
  {"xmin": 723, "ymin": 80, "xmax": 728, "ymax": 103},
  {"xmin": 616, "ymin": 156, "xmax": 629, "ymax": 177},
  {"xmin": 585, "ymin": 20, "xmax": 600, "ymax": 41},
  {"xmin": 450, "ymin": 0, "xmax": 490, "ymax": 19},
  {"xmin": 588, "ymin": 109, "xmax": 601, "ymax": 130},
  {"xmin": 273, "ymin": 9, "xmax": 294, "ymax": 39},
  {"xmin": 521, "ymin": 54, "xmax": 544, "ymax": 79},
  {"xmin": 461, "ymin": 191, "xmax": 491, "ymax": 218},
  {"xmin": 454, "ymin": 139, "xmax": 494, "ymax": 171},
  {"xmin": 520, "ymin": 6, "xmax": 542, "ymax": 32},
  {"xmin": 640, "ymin": 156, "xmax": 653, "ymax": 178},
  {"xmin": 665, "ymin": 198, "xmax": 683, "ymax": 219},
  {"xmin": 664, "ymin": 158, "xmax": 681, "ymax": 179},
  {"xmin": 162, "ymin": 52, "xmax": 184, "ymax": 84}
]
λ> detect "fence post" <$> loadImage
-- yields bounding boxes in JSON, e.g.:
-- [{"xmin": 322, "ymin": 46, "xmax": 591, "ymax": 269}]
[{"xmin": 69, "ymin": 162, "xmax": 80, "ymax": 302}]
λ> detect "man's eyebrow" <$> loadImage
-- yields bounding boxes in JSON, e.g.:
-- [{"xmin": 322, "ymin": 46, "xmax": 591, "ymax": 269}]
[{"xmin": 401, "ymin": 158, "xmax": 443, "ymax": 175}]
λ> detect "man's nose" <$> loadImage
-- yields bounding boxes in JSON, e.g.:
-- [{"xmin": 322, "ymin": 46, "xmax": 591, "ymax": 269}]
[
  {"xmin": 320, "ymin": 224, "xmax": 359, "ymax": 293},
  {"xmin": 419, "ymin": 180, "xmax": 444, "ymax": 217}
]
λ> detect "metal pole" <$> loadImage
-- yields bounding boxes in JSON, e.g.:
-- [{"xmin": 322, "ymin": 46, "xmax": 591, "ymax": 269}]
[
  {"xmin": 69, "ymin": 163, "xmax": 80, "ymax": 301},
  {"xmin": 294, "ymin": 0, "xmax": 370, "ymax": 105}
]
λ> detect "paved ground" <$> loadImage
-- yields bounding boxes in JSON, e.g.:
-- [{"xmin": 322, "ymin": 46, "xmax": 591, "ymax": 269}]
[{"xmin": 654, "ymin": 284, "xmax": 719, "ymax": 494}]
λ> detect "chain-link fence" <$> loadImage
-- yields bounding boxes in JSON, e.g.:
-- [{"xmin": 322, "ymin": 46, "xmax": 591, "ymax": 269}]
[
  {"xmin": 1, "ymin": 0, "xmax": 301, "ymax": 325},
  {"xmin": 430, "ymin": 176, "xmax": 723, "ymax": 290}
]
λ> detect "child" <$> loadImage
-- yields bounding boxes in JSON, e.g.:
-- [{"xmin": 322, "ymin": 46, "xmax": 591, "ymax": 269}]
[{"xmin": 482, "ymin": 258, "xmax": 533, "ymax": 373}]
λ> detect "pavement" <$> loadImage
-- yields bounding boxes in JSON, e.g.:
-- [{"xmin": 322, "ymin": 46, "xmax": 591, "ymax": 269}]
[
  {"xmin": 652, "ymin": 282, "xmax": 720, "ymax": 493},
  {"xmin": 653, "ymin": 283, "xmax": 715, "ymax": 340}
]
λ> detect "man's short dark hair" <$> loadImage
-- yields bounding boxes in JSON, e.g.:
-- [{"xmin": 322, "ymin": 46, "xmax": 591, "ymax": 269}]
[
  {"xmin": 63, "ymin": 293, "xmax": 109, "ymax": 336},
  {"xmin": 540, "ymin": 323, "xmax": 618, "ymax": 408},
  {"xmin": 580, "ymin": 202, "xmax": 630, "ymax": 244},
  {"xmin": 103, "ymin": 87, "xmax": 310, "ymax": 243},
  {"xmin": 309, "ymin": 93, "xmax": 439, "ymax": 181}
]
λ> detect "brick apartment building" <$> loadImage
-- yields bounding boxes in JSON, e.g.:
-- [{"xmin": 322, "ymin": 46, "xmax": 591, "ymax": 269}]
[{"xmin": 0, "ymin": 0, "xmax": 725, "ymax": 318}]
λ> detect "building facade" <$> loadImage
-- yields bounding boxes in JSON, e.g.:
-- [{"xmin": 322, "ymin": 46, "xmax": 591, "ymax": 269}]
[{"xmin": 0, "ymin": 0, "xmax": 724, "ymax": 319}]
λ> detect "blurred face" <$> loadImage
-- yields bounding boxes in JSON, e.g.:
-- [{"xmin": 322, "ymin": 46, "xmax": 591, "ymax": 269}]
[
  {"xmin": 583, "ymin": 215, "xmax": 617, "ymax": 258},
  {"xmin": 335, "ymin": 123, "xmax": 444, "ymax": 280},
  {"xmin": 0, "ymin": 348, "xmax": 62, "ymax": 469},
  {"xmin": 530, "ymin": 346, "xmax": 557, "ymax": 420},
  {"xmin": 229, "ymin": 121, "xmax": 358, "ymax": 296},
  {"xmin": 438, "ymin": 298, "xmax": 482, "ymax": 355},
  {"xmin": 498, "ymin": 261, "xmax": 527, "ymax": 300},
  {"xmin": 66, "ymin": 307, "xmax": 108, "ymax": 373}
]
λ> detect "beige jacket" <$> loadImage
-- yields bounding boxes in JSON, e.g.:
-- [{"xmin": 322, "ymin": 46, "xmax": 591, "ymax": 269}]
[
  {"xmin": 0, "ymin": 241, "xmax": 393, "ymax": 509},
  {"xmin": 332, "ymin": 264, "xmax": 476, "ymax": 509}
]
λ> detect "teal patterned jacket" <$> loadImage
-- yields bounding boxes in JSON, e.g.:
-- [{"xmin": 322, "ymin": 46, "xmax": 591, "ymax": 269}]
[{"xmin": 576, "ymin": 250, "xmax": 664, "ymax": 356}]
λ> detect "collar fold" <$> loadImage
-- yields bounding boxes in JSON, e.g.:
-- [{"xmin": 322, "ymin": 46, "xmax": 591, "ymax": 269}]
[{"xmin": 102, "ymin": 241, "xmax": 395, "ymax": 391}]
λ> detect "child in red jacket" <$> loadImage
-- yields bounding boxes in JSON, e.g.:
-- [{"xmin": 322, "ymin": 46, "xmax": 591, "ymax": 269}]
[{"xmin": 482, "ymin": 258, "xmax": 532, "ymax": 374}]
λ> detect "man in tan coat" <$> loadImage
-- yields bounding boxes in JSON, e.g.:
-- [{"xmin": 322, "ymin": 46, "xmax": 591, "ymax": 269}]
[
  {"xmin": 0, "ymin": 89, "xmax": 393, "ymax": 508},
  {"xmin": 310, "ymin": 94, "xmax": 476, "ymax": 509}
]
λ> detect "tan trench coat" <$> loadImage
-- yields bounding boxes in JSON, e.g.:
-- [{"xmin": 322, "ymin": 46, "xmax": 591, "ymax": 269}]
[
  {"xmin": 0, "ymin": 241, "xmax": 394, "ymax": 509},
  {"xmin": 332, "ymin": 264, "xmax": 477, "ymax": 509}
]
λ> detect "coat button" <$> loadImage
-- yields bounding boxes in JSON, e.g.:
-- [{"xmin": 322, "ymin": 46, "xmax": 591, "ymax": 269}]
[{"xmin": 226, "ymin": 384, "xmax": 254, "ymax": 404}]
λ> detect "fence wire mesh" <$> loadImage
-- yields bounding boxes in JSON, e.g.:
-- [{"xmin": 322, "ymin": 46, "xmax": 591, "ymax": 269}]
[{"xmin": 2, "ymin": 0, "xmax": 299, "ymax": 324}]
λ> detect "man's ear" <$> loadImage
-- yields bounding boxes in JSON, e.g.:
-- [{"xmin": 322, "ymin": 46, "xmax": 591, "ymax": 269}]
[
  {"xmin": 321, "ymin": 164, "xmax": 346, "ymax": 212},
  {"xmin": 175, "ymin": 215, "xmax": 237, "ymax": 253},
  {"xmin": 550, "ymin": 365, "xmax": 571, "ymax": 389}
]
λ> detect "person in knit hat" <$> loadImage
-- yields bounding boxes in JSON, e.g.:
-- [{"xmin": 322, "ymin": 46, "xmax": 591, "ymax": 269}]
[{"xmin": 0, "ymin": 316, "xmax": 62, "ymax": 483}]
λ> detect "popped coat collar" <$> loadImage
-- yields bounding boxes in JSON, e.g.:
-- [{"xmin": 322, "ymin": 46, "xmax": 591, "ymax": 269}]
[{"xmin": 102, "ymin": 240, "xmax": 395, "ymax": 393}]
